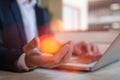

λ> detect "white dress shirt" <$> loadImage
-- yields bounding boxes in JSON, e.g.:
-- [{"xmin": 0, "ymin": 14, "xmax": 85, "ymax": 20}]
[{"xmin": 17, "ymin": 0, "xmax": 38, "ymax": 71}]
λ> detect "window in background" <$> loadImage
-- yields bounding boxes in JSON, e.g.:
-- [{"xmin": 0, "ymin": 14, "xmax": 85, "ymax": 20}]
[
  {"xmin": 89, "ymin": 0, "xmax": 120, "ymax": 30},
  {"xmin": 63, "ymin": 5, "xmax": 80, "ymax": 31},
  {"xmin": 62, "ymin": 0, "xmax": 88, "ymax": 31}
]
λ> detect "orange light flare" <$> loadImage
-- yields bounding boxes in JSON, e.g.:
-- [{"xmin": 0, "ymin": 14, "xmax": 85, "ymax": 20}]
[
  {"xmin": 39, "ymin": 34, "xmax": 62, "ymax": 55},
  {"xmin": 50, "ymin": 19, "xmax": 64, "ymax": 32}
]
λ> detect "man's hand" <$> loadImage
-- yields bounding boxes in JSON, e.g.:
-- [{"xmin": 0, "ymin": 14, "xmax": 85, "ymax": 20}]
[
  {"xmin": 73, "ymin": 41, "xmax": 102, "ymax": 56},
  {"xmin": 23, "ymin": 37, "xmax": 73, "ymax": 68},
  {"xmin": 73, "ymin": 41, "xmax": 102, "ymax": 63}
]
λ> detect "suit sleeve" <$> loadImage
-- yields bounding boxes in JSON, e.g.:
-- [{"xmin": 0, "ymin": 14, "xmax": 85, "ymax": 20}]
[{"xmin": 0, "ymin": 17, "xmax": 24, "ymax": 72}]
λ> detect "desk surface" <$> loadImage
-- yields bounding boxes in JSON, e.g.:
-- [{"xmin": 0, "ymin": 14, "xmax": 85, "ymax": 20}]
[{"xmin": 0, "ymin": 61, "xmax": 120, "ymax": 80}]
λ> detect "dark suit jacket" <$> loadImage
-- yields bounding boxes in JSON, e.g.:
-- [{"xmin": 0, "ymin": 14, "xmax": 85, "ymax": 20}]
[{"xmin": 0, "ymin": 0, "xmax": 52, "ymax": 72}]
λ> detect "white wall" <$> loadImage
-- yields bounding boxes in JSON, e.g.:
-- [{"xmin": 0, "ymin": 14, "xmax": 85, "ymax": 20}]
[
  {"xmin": 63, "ymin": 0, "xmax": 83, "ymax": 7},
  {"xmin": 63, "ymin": 0, "xmax": 88, "ymax": 30}
]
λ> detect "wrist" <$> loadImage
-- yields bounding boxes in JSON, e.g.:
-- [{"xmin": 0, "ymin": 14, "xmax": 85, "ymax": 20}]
[{"xmin": 25, "ymin": 55, "xmax": 36, "ymax": 68}]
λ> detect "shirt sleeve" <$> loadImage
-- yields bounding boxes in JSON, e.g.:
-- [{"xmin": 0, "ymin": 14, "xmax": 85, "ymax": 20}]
[{"xmin": 17, "ymin": 53, "xmax": 30, "ymax": 71}]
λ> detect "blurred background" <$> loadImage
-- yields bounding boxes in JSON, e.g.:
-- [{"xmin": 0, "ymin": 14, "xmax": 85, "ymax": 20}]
[{"xmin": 38, "ymin": 0, "xmax": 120, "ymax": 32}]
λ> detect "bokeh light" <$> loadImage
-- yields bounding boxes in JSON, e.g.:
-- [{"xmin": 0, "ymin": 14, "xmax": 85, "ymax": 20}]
[{"xmin": 39, "ymin": 34, "xmax": 62, "ymax": 54}]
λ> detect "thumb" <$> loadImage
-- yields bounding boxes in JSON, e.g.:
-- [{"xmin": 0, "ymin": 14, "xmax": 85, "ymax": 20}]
[
  {"xmin": 29, "ymin": 37, "xmax": 40, "ymax": 49},
  {"xmin": 23, "ymin": 37, "xmax": 40, "ymax": 55}
]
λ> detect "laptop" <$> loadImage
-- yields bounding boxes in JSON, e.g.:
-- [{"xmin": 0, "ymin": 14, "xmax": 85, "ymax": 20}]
[{"xmin": 56, "ymin": 33, "xmax": 120, "ymax": 71}]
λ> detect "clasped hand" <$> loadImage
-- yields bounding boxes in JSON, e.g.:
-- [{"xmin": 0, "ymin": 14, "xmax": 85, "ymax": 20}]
[
  {"xmin": 23, "ymin": 37, "xmax": 102, "ymax": 69},
  {"xmin": 23, "ymin": 37, "xmax": 73, "ymax": 68}
]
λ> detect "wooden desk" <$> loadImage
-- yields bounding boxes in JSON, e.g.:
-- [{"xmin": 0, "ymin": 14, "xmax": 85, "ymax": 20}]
[
  {"xmin": 0, "ymin": 31, "xmax": 119, "ymax": 80},
  {"xmin": 0, "ymin": 61, "xmax": 120, "ymax": 80}
]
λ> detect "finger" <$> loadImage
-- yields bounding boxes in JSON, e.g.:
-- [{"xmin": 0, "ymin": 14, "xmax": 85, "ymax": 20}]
[
  {"xmin": 24, "ymin": 37, "xmax": 39, "ymax": 50},
  {"xmin": 73, "ymin": 42, "xmax": 84, "ymax": 56},
  {"xmin": 83, "ymin": 42, "xmax": 92, "ymax": 55},
  {"xmin": 90, "ymin": 43, "xmax": 103, "ymax": 56},
  {"xmin": 29, "ymin": 37, "xmax": 40, "ymax": 49},
  {"xmin": 49, "ymin": 42, "xmax": 70, "ymax": 63},
  {"xmin": 48, "ymin": 46, "xmax": 73, "ymax": 69},
  {"xmin": 90, "ymin": 43, "xmax": 98, "ymax": 55},
  {"xmin": 77, "ymin": 42, "xmax": 92, "ymax": 55},
  {"xmin": 49, "ymin": 44, "xmax": 73, "ymax": 68},
  {"xmin": 23, "ymin": 37, "xmax": 40, "ymax": 55},
  {"xmin": 48, "ymin": 42, "xmax": 73, "ymax": 68},
  {"xmin": 74, "ymin": 45, "xmax": 82, "ymax": 56},
  {"xmin": 61, "ymin": 41, "xmax": 73, "ymax": 62},
  {"xmin": 53, "ymin": 41, "xmax": 72, "ymax": 63},
  {"xmin": 95, "ymin": 45, "xmax": 102, "ymax": 56},
  {"xmin": 50, "ymin": 42, "xmax": 73, "ymax": 64}
]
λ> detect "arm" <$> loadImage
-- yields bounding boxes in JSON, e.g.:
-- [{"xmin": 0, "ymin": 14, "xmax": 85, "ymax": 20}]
[
  {"xmin": 0, "ymin": 29, "xmax": 24, "ymax": 72},
  {"xmin": 0, "ymin": 11, "xmax": 24, "ymax": 72}
]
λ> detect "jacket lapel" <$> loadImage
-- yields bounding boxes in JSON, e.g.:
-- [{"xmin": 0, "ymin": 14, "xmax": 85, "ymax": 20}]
[
  {"xmin": 34, "ymin": 5, "xmax": 41, "ymax": 29},
  {"xmin": 11, "ymin": 0, "xmax": 27, "ymax": 45}
]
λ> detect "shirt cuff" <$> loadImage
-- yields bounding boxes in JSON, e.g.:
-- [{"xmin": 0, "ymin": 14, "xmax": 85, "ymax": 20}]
[{"xmin": 17, "ymin": 53, "xmax": 30, "ymax": 71}]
